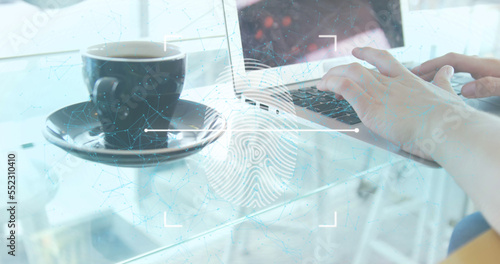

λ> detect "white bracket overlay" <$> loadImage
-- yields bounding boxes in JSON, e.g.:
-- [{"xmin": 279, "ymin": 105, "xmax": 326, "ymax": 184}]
[
  {"xmin": 318, "ymin": 35, "xmax": 337, "ymax": 51},
  {"xmin": 319, "ymin": 211, "xmax": 338, "ymax": 228},
  {"xmin": 164, "ymin": 211, "xmax": 182, "ymax": 228}
]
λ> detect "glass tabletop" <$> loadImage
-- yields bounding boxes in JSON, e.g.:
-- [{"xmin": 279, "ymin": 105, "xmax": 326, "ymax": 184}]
[
  {"xmin": 0, "ymin": 97, "xmax": 407, "ymax": 263},
  {"xmin": 0, "ymin": 49, "xmax": 446, "ymax": 264},
  {"xmin": 1, "ymin": 0, "xmax": 492, "ymax": 262}
]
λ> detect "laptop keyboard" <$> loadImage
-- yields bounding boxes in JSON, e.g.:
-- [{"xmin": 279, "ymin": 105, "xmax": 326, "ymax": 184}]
[
  {"xmin": 450, "ymin": 73, "xmax": 474, "ymax": 95},
  {"xmin": 289, "ymin": 86, "xmax": 361, "ymax": 125},
  {"xmin": 285, "ymin": 73, "xmax": 472, "ymax": 126},
  {"xmin": 264, "ymin": 73, "xmax": 472, "ymax": 127}
]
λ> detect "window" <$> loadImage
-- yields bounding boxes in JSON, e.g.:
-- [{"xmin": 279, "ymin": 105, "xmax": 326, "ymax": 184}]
[{"xmin": 0, "ymin": 0, "xmax": 226, "ymax": 58}]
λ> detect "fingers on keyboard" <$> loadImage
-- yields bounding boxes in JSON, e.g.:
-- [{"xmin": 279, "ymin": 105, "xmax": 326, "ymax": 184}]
[{"xmin": 291, "ymin": 87, "xmax": 361, "ymax": 125}]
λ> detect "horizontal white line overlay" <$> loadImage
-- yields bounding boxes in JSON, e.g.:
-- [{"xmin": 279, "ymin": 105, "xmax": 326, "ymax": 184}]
[
  {"xmin": 164, "ymin": 35, "xmax": 183, "ymax": 51},
  {"xmin": 319, "ymin": 211, "xmax": 337, "ymax": 228},
  {"xmin": 145, "ymin": 128, "xmax": 359, "ymax": 133},
  {"xmin": 318, "ymin": 35, "xmax": 337, "ymax": 51}
]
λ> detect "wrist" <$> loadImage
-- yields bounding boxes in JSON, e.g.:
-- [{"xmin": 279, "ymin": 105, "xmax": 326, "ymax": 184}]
[
  {"xmin": 431, "ymin": 107, "xmax": 500, "ymax": 234},
  {"xmin": 431, "ymin": 104, "xmax": 495, "ymax": 163},
  {"xmin": 413, "ymin": 102, "xmax": 478, "ymax": 161}
]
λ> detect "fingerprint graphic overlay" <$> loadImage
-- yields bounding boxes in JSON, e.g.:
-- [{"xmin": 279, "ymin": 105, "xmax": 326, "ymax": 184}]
[{"xmin": 204, "ymin": 59, "xmax": 298, "ymax": 208}]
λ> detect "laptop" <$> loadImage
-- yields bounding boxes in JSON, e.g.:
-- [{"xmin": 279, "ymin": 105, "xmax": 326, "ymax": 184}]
[{"xmin": 220, "ymin": 0, "xmax": 500, "ymax": 167}]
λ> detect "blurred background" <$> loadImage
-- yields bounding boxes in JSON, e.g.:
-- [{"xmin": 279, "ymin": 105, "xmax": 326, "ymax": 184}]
[{"xmin": 1, "ymin": 0, "xmax": 500, "ymax": 122}]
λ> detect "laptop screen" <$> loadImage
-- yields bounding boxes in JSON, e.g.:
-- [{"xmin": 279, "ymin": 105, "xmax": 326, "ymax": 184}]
[{"xmin": 235, "ymin": 0, "xmax": 404, "ymax": 69}]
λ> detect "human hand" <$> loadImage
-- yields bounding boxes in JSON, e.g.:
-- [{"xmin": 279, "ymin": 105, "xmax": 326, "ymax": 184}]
[
  {"xmin": 412, "ymin": 53, "xmax": 500, "ymax": 98},
  {"xmin": 317, "ymin": 47, "xmax": 476, "ymax": 160}
]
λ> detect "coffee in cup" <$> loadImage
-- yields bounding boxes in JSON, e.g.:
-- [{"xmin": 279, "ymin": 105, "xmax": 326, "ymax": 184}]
[{"xmin": 81, "ymin": 41, "xmax": 186, "ymax": 150}]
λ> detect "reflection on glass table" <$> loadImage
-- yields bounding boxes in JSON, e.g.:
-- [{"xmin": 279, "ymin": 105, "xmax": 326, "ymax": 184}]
[
  {"xmin": 0, "ymin": 64, "xmax": 461, "ymax": 263},
  {"xmin": 1, "ymin": 98, "xmax": 451, "ymax": 263},
  {"xmin": 28, "ymin": 212, "xmax": 158, "ymax": 263}
]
